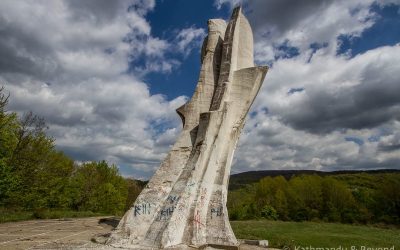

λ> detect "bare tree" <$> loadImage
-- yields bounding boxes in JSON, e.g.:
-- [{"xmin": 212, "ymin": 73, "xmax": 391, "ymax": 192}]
[
  {"xmin": 0, "ymin": 86, "xmax": 11, "ymax": 131},
  {"xmin": 0, "ymin": 86, "xmax": 10, "ymax": 113}
]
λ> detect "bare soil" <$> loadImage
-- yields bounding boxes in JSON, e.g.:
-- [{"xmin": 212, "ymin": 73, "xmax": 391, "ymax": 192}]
[{"xmin": 0, "ymin": 217, "xmax": 269, "ymax": 249}]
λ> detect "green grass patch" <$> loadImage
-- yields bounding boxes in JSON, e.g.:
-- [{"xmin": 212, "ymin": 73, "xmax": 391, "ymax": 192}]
[
  {"xmin": 0, "ymin": 208, "xmax": 108, "ymax": 223},
  {"xmin": 231, "ymin": 220, "xmax": 400, "ymax": 249}
]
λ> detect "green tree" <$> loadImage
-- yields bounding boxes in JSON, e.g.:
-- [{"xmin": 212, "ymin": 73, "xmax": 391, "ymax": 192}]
[
  {"xmin": 287, "ymin": 175, "xmax": 323, "ymax": 221},
  {"xmin": 7, "ymin": 112, "xmax": 58, "ymax": 208},
  {"xmin": 274, "ymin": 189, "xmax": 289, "ymax": 220},
  {"xmin": 322, "ymin": 177, "xmax": 358, "ymax": 223},
  {"xmin": 125, "ymin": 178, "xmax": 145, "ymax": 211},
  {"xmin": 70, "ymin": 161, "xmax": 127, "ymax": 215},
  {"xmin": 373, "ymin": 175, "xmax": 400, "ymax": 223},
  {"xmin": 261, "ymin": 204, "xmax": 278, "ymax": 220},
  {"xmin": 0, "ymin": 87, "xmax": 20, "ymax": 206},
  {"xmin": 228, "ymin": 185, "xmax": 257, "ymax": 220},
  {"xmin": 1, "ymin": 87, "xmax": 132, "ymax": 217}
]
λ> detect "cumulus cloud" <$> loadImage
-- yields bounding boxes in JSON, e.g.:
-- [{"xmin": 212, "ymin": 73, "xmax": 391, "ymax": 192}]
[
  {"xmin": 233, "ymin": 112, "xmax": 400, "ymax": 174},
  {"xmin": 215, "ymin": 0, "xmax": 400, "ymax": 173},
  {"xmin": 254, "ymin": 45, "xmax": 400, "ymax": 133},
  {"xmin": 0, "ymin": 0, "xmax": 195, "ymax": 178},
  {"xmin": 217, "ymin": 0, "xmax": 398, "ymax": 62},
  {"xmin": 175, "ymin": 27, "xmax": 206, "ymax": 57}
]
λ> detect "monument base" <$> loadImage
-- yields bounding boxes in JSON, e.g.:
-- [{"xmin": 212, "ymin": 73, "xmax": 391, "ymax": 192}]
[{"xmin": 92, "ymin": 235, "xmax": 239, "ymax": 250}]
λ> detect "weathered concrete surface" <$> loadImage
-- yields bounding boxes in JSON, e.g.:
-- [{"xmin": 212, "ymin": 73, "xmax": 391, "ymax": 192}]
[
  {"xmin": 0, "ymin": 217, "xmax": 270, "ymax": 249},
  {"xmin": 107, "ymin": 6, "xmax": 268, "ymax": 249}
]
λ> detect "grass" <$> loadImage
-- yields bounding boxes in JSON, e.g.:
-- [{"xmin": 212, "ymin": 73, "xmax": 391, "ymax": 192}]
[
  {"xmin": 0, "ymin": 208, "xmax": 108, "ymax": 223},
  {"xmin": 231, "ymin": 220, "xmax": 400, "ymax": 249}
]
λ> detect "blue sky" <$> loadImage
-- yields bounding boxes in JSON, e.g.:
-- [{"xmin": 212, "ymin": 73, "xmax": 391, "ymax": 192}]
[
  {"xmin": 338, "ymin": 3, "xmax": 400, "ymax": 56},
  {"xmin": 141, "ymin": 0, "xmax": 231, "ymax": 99},
  {"xmin": 0, "ymin": 0, "xmax": 399, "ymax": 179}
]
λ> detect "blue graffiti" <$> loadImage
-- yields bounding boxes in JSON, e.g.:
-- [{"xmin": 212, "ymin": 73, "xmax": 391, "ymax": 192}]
[
  {"xmin": 134, "ymin": 203, "xmax": 151, "ymax": 216},
  {"xmin": 210, "ymin": 206, "xmax": 223, "ymax": 218}
]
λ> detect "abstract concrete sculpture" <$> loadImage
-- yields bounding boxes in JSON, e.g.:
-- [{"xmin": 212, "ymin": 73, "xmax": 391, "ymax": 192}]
[{"xmin": 107, "ymin": 6, "xmax": 268, "ymax": 249}]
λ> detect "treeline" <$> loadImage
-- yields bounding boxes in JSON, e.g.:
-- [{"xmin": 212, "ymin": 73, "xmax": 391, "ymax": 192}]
[
  {"xmin": 0, "ymin": 87, "xmax": 142, "ymax": 216},
  {"xmin": 227, "ymin": 173, "xmax": 400, "ymax": 224}
]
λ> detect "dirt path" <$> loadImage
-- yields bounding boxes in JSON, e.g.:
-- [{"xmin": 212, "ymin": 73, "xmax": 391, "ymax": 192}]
[
  {"xmin": 0, "ymin": 217, "xmax": 112, "ymax": 249},
  {"xmin": 0, "ymin": 217, "xmax": 270, "ymax": 249}
]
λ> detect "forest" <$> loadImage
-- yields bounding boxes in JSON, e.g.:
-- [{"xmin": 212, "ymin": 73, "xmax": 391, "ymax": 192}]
[
  {"xmin": 227, "ymin": 173, "xmax": 400, "ymax": 224},
  {"xmin": 1, "ymin": 87, "xmax": 399, "ymax": 225},
  {"xmin": 0, "ymin": 87, "xmax": 143, "ymax": 218}
]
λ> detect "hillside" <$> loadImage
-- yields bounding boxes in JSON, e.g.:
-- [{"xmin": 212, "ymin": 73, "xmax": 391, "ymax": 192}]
[{"xmin": 228, "ymin": 169, "xmax": 400, "ymax": 190}]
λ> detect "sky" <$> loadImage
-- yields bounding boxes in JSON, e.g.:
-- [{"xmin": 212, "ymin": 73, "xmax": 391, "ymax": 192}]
[{"xmin": 0, "ymin": 0, "xmax": 399, "ymax": 179}]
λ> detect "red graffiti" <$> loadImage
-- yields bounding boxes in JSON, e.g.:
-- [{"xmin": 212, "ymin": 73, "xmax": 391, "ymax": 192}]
[{"xmin": 193, "ymin": 210, "xmax": 205, "ymax": 226}]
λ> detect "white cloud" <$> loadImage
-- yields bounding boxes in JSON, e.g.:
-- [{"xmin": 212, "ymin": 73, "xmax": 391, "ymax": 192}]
[
  {"xmin": 214, "ymin": 0, "xmax": 241, "ymax": 9},
  {"xmin": 216, "ymin": 0, "xmax": 398, "ymax": 63},
  {"xmin": 0, "ymin": 0, "xmax": 192, "ymax": 179},
  {"xmin": 219, "ymin": 0, "xmax": 400, "ymax": 173},
  {"xmin": 175, "ymin": 27, "xmax": 206, "ymax": 56},
  {"xmin": 233, "ymin": 112, "xmax": 399, "ymax": 174},
  {"xmin": 253, "ymin": 45, "xmax": 400, "ymax": 132}
]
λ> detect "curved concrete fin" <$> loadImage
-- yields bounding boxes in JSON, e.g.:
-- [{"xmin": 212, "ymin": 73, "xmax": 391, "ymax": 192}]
[
  {"xmin": 236, "ymin": 10, "xmax": 254, "ymax": 70},
  {"xmin": 229, "ymin": 66, "xmax": 268, "ymax": 119},
  {"xmin": 200, "ymin": 35, "xmax": 208, "ymax": 64},
  {"xmin": 160, "ymin": 108, "xmax": 227, "ymax": 248},
  {"xmin": 210, "ymin": 6, "xmax": 255, "ymax": 111},
  {"xmin": 176, "ymin": 18, "xmax": 226, "ymax": 131},
  {"xmin": 190, "ymin": 67, "xmax": 267, "ymax": 247},
  {"xmin": 176, "ymin": 103, "xmax": 187, "ymax": 128}
]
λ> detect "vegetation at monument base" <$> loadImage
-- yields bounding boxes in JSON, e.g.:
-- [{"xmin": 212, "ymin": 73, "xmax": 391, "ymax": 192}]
[{"xmin": 0, "ymin": 87, "xmax": 143, "ymax": 222}]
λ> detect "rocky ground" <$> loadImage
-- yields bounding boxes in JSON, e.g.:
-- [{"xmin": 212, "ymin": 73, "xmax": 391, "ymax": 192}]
[{"xmin": 0, "ymin": 217, "xmax": 271, "ymax": 249}]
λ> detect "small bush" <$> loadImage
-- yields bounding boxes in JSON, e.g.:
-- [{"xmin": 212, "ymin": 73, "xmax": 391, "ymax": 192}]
[{"xmin": 261, "ymin": 205, "xmax": 278, "ymax": 220}]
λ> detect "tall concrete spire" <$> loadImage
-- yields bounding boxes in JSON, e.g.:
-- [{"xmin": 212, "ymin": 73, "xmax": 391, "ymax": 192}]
[{"xmin": 107, "ymin": 6, "xmax": 268, "ymax": 249}]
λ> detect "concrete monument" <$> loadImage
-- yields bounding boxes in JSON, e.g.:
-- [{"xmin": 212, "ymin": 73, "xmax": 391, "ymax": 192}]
[{"xmin": 107, "ymin": 6, "xmax": 268, "ymax": 249}]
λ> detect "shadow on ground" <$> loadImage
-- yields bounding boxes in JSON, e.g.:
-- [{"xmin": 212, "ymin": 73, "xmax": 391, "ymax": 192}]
[{"xmin": 98, "ymin": 217, "xmax": 120, "ymax": 228}]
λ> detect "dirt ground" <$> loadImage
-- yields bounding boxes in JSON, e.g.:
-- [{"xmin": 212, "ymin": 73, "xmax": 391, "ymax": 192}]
[
  {"xmin": 0, "ymin": 217, "xmax": 112, "ymax": 249},
  {"xmin": 0, "ymin": 217, "xmax": 270, "ymax": 249}
]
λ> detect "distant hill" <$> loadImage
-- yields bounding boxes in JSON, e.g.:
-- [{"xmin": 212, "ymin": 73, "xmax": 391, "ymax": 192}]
[{"xmin": 228, "ymin": 169, "xmax": 400, "ymax": 190}]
